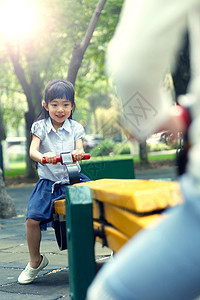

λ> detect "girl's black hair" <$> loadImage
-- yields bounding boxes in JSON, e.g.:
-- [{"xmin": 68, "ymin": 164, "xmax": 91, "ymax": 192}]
[
  {"xmin": 31, "ymin": 79, "xmax": 75, "ymax": 169},
  {"xmin": 35, "ymin": 79, "xmax": 76, "ymax": 122}
]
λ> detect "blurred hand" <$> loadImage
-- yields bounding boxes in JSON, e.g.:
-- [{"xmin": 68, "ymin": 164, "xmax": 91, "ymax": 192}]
[
  {"xmin": 72, "ymin": 149, "xmax": 85, "ymax": 162},
  {"xmin": 42, "ymin": 152, "xmax": 57, "ymax": 164}
]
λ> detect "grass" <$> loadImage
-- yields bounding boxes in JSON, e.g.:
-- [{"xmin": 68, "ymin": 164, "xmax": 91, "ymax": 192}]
[
  {"xmin": 4, "ymin": 161, "xmax": 26, "ymax": 177},
  {"xmin": 141, "ymin": 152, "xmax": 176, "ymax": 162},
  {"xmin": 4, "ymin": 152, "xmax": 176, "ymax": 178},
  {"xmin": 83, "ymin": 152, "xmax": 176, "ymax": 162}
]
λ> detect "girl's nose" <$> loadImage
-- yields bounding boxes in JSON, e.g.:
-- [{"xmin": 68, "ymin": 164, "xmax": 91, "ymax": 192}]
[{"xmin": 57, "ymin": 105, "xmax": 64, "ymax": 111}]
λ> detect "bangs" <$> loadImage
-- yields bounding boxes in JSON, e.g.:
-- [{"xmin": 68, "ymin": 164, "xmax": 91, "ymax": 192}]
[{"xmin": 47, "ymin": 82, "xmax": 74, "ymax": 102}]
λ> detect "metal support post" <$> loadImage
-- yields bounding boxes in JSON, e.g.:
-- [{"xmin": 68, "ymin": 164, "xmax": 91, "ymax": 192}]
[{"xmin": 65, "ymin": 185, "xmax": 96, "ymax": 300}]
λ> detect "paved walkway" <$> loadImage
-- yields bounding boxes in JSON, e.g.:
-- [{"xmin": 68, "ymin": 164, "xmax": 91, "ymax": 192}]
[
  {"xmin": 0, "ymin": 167, "xmax": 177, "ymax": 299},
  {"xmin": 135, "ymin": 166, "xmax": 177, "ymax": 181},
  {"xmin": 0, "ymin": 185, "xmax": 112, "ymax": 299}
]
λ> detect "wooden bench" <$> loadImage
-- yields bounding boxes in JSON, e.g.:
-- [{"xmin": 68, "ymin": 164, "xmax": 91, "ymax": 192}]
[{"xmin": 54, "ymin": 178, "xmax": 183, "ymax": 300}]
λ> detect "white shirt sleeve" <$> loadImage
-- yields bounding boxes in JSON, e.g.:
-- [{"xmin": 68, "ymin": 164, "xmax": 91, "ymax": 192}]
[
  {"xmin": 31, "ymin": 120, "xmax": 45, "ymax": 140},
  {"xmin": 106, "ymin": 0, "xmax": 200, "ymax": 140},
  {"xmin": 70, "ymin": 120, "xmax": 84, "ymax": 142}
]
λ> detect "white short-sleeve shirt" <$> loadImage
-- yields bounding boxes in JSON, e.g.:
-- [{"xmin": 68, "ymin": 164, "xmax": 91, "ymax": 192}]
[{"xmin": 31, "ymin": 117, "xmax": 84, "ymax": 182}]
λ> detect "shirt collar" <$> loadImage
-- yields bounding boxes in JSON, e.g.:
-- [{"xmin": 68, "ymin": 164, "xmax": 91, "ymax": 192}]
[{"xmin": 46, "ymin": 117, "xmax": 71, "ymax": 133}]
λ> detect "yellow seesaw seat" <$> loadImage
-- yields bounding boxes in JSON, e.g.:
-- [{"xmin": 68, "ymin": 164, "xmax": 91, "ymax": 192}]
[{"xmin": 54, "ymin": 179, "xmax": 183, "ymax": 252}]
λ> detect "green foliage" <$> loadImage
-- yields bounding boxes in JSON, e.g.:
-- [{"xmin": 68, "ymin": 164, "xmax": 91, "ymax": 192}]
[
  {"xmin": 8, "ymin": 154, "xmax": 25, "ymax": 162},
  {"xmin": 1, "ymin": 92, "xmax": 27, "ymax": 134},
  {"xmin": 90, "ymin": 140, "xmax": 131, "ymax": 157},
  {"xmin": 114, "ymin": 143, "xmax": 131, "ymax": 155},
  {"xmin": 91, "ymin": 106, "xmax": 122, "ymax": 140},
  {"xmin": 5, "ymin": 168, "xmax": 26, "ymax": 177},
  {"xmin": 0, "ymin": 0, "xmax": 124, "ymax": 135},
  {"xmin": 147, "ymin": 142, "xmax": 171, "ymax": 152},
  {"xmin": 90, "ymin": 139, "xmax": 115, "ymax": 157}
]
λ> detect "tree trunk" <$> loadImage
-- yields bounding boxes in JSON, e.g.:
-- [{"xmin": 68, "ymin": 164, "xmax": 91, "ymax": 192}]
[
  {"xmin": 172, "ymin": 31, "xmax": 190, "ymax": 100},
  {"xmin": 0, "ymin": 108, "xmax": 6, "ymax": 141},
  {"xmin": 92, "ymin": 111, "xmax": 99, "ymax": 134},
  {"xmin": 67, "ymin": 0, "xmax": 107, "ymax": 85},
  {"xmin": 139, "ymin": 141, "xmax": 149, "ymax": 166},
  {"xmin": 25, "ymin": 111, "xmax": 37, "ymax": 179},
  {"xmin": 0, "ymin": 168, "xmax": 16, "ymax": 218},
  {"xmin": 67, "ymin": 43, "xmax": 84, "ymax": 85},
  {"xmin": 7, "ymin": 43, "xmax": 40, "ymax": 178},
  {"xmin": 0, "ymin": 106, "xmax": 6, "ymax": 177}
]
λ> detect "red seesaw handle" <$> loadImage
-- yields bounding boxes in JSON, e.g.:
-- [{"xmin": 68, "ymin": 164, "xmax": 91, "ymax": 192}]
[
  {"xmin": 41, "ymin": 153, "xmax": 90, "ymax": 164},
  {"xmin": 79, "ymin": 153, "xmax": 90, "ymax": 161}
]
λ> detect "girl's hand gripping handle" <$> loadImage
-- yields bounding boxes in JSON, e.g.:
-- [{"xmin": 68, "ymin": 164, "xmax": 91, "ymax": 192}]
[
  {"xmin": 41, "ymin": 153, "xmax": 90, "ymax": 164},
  {"xmin": 79, "ymin": 153, "xmax": 90, "ymax": 161},
  {"xmin": 41, "ymin": 155, "xmax": 62, "ymax": 164}
]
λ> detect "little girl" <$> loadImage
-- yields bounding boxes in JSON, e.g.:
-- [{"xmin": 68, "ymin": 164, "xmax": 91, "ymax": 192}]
[{"xmin": 18, "ymin": 79, "xmax": 90, "ymax": 284}]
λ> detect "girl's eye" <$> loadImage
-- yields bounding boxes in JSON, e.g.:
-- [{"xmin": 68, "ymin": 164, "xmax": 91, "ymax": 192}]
[
  {"xmin": 51, "ymin": 104, "xmax": 57, "ymax": 107},
  {"xmin": 64, "ymin": 103, "xmax": 69, "ymax": 106}
]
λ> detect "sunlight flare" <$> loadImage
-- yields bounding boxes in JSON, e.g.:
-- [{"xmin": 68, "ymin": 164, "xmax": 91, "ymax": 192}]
[{"xmin": 0, "ymin": 0, "xmax": 40, "ymax": 41}]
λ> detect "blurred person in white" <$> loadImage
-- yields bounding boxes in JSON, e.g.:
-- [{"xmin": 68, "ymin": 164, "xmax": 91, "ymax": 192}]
[{"xmin": 87, "ymin": 0, "xmax": 200, "ymax": 299}]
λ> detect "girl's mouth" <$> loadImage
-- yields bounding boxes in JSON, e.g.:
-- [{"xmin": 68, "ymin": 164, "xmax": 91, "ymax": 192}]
[{"xmin": 56, "ymin": 115, "xmax": 65, "ymax": 119}]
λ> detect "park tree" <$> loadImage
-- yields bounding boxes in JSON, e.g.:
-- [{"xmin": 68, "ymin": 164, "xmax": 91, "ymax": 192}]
[
  {"xmin": 0, "ymin": 104, "xmax": 6, "ymax": 173},
  {"xmin": 0, "ymin": 103, "xmax": 16, "ymax": 218},
  {"xmin": 172, "ymin": 32, "xmax": 190, "ymax": 100},
  {"xmin": 0, "ymin": 0, "xmax": 124, "ymax": 178},
  {"xmin": 3, "ymin": 0, "xmax": 168, "ymax": 172},
  {"xmin": 0, "ymin": 0, "xmax": 124, "ymax": 219},
  {"xmin": 0, "ymin": 168, "xmax": 16, "ymax": 218}
]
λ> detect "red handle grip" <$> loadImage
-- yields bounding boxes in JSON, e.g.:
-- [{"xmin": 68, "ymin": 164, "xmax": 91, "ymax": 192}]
[
  {"xmin": 41, "ymin": 155, "xmax": 62, "ymax": 164},
  {"xmin": 41, "ymin": 153, "xmax": 90, "ymax": 164},
  {"xmin": 80, "ymin": 153, "xmax": 90, "ymax": 161}
]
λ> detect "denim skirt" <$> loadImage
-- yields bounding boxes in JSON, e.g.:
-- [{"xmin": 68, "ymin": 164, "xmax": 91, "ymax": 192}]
[{"xmin": 26, "ymin": 173, "xmax": 90, "ymax": 230}]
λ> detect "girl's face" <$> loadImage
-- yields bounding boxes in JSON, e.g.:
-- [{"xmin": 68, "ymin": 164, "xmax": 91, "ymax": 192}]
[{"xmin": 43, "ymin": 98, "xmax": 74, "ymax": 129}]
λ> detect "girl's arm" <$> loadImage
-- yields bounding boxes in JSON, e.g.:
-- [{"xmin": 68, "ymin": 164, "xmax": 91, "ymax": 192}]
[
  {"xmin": 72, "ymin": 138, "xmax": 85, "ymax": 161},
  {"xmin": 30, "ymin": 134, "xmax": 57, "ymax": 164}
]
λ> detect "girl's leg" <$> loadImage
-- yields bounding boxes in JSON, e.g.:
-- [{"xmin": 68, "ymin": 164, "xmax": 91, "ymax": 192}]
[
  {"xmin": 18, "ymin": 218, "xmax": 49, "ymax": 284},
  {"xmin": 26, "ymin": 218, "xmax": 42, "ymax": 269}
]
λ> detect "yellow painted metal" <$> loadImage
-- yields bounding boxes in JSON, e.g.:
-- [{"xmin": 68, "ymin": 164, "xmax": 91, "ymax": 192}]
[
  {"xmin": 103, "ymin": 202, "xmax": 160, "ymax": 238},
  {"xmin": 92, "ymin": 199, "xmax": 102, "ymax": 219},
  {"xmin": 54, "ymin": 199, "xmax": 66, "ymax": 215},
  {"xmin": 79, "ymin": 179, "xmax": 183, "ymax": 213},
  {"xmin": 54, "ymin": 179, "xmax": 183, "ymax": 253},
  {"xmin": 54, "ymin": 198, "xmax": 102, "ymax": 219},
  {"xmin": 93, "ymin": 221, "xmax": 129, "ymax": 252},
  {"xmin": 104, "ymin": 226, "xmax": 129, "ymax": 252}
]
